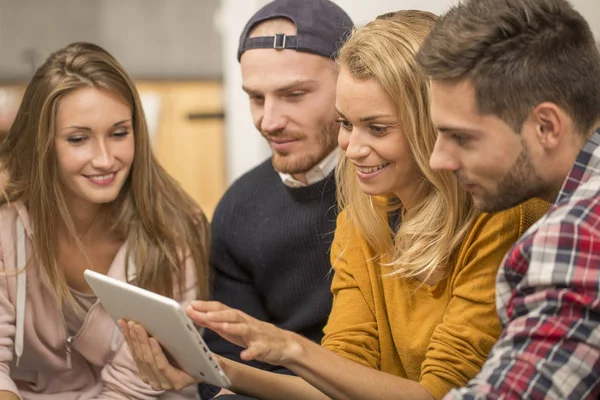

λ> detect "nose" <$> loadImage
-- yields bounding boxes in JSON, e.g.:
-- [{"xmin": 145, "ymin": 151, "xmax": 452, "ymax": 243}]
[
  {"xmin": 260, "ymin": 98, "xmax": 286, "ymax": 134},
  {"xmin": 429, "ymin": 136, "xmax": 460, "ymax": 172},
  {"xmin": 340, "ymin": 127, "xmax": 369, "ymax": 161},
  {"xmin": 91, "ymin": 139, "xmax": 116, "ymax": 170}
]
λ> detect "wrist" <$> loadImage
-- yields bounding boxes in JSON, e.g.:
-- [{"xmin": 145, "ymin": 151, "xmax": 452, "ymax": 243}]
[{"xmin": 281, "ymin": 331, "xmax": 308, "ymax": 368}]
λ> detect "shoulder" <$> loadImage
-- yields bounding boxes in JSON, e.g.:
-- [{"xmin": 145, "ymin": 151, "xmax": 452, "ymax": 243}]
[
  {"xmin": 468, "ymin": 197, "xmax": 550, "ymax": 240},
  {"xmin": 211, "ymin": 158, "xmax": 277, "ymax": 226},
  {"xmin": 333, "ymin": 208, "xmax": 363, "ymax": 243},
  {"xmin": 331, "ymin": 208, "xmax": 372, "ymax": 268},
  {"xmin": 215, "ymin": 159, "xmax": 275, "ymax": 205},
  {"xmin": 524, "ymin": 195, "xmax": 600, "ymax": 248},
  {"xmin": 0, "ymin": 203, "xmax": 17, "ymax": 223},
  {"xmin": 0, "ymin": 201, "xmax": 29, "ymax": 233},
  {"xmin": 552, "ymin": 188, "xmax": 600, "ymax": 234},
  {"xmin": 454, "ymin": 199, "xmax": 549, "ymax": 275},
  {"xmin": 227, "ymin": 158, "xmax": 276, "ymax": 193}
]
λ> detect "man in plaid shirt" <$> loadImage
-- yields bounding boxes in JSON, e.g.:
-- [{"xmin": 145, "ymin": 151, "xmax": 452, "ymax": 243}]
[{"xmin": 417, "ymin": 0, "xmax": 600, "ymax": 398}]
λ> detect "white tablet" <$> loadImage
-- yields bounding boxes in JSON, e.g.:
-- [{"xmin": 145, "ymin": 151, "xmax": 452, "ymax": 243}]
[{"xmin": 83, "ymin": 269, "xmax": 231, "ymax": 389}]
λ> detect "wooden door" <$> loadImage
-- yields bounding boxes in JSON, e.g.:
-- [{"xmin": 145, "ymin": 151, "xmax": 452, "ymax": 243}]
[{"xmin": 137, "ymin": 81, "xmax": 226, "ymax": 220}]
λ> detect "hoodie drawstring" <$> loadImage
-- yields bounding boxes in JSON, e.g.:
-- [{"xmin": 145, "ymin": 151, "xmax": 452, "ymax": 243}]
[{"xmin": 15, "ymin": 218, "xmax": 26, "ymax": 367}]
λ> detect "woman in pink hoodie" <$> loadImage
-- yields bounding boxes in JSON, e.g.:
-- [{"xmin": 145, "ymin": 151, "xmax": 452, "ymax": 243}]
[{"xmin": 0, "ymin": 42, "xmax": 209, "ymax": 399}]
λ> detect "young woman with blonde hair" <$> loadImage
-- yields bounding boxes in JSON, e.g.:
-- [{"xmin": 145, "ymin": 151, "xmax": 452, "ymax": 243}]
[
  {"xmin": 0, "ymin": 42, "xmax": 209, "ymax": 399},
  {"xmin": 122, "ymin": 11, "xmax": 548, "ymax": 400}
]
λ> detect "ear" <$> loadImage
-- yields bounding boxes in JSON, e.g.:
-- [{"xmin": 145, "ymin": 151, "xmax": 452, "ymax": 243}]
[{"xmin": 529, "ymin": 102, "xmax": 569, "ymax": 150}]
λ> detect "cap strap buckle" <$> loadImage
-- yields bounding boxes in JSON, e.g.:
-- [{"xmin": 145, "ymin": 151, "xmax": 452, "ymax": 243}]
[{"xmin": 273, "ymin": 33, "xmax": 286, "ymax": 49}]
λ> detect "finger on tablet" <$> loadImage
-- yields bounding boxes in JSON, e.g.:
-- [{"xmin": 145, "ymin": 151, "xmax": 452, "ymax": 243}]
[
  {"xmin": 132, "ymin": 323, "xmax": 163, "ymax": 390},
  {"xmin": 219, "ymin": 321, "xmax": 249, "ymax": 338},
  {"xmin": 203, "ymin": 309, "xmax": 243, "ymax": 324},
  {"xmin": 185, "ymin": 307, "xmax": 210, "ymax": 325},
  {"xmin": 117, "ymin": 320, "xmax": 131, "ymax": 341},
  {"xmin": 149, "ymin": 336, "xmax": 198, "ymax": 389},
  {"xmin": 189, "ymin": 300, "xmax": 229, "ymax": 312},
  {"xmin": 129, "ymin": 323, "xmax": 153, "ymax": 377},
  {"xmin": 146, "ymin": 337, "xmax": 174, "ymax": 390}
]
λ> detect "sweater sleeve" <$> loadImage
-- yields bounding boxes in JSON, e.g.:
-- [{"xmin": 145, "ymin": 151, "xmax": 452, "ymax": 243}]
[
  {"xmin": 419, "ymin": 203, "xmax": 540, "ymax": 400},
  {"xmin": 95, "ymin": 258, "xmax": 199, "ymax": 400},
  {"xmin": 321, "ymin": 211, "xmax": 381, "ymax": 369},
  {"xmin": 202, "ymin": 200, "xmax": 271, "ymax": 364},
  {"xmin": 0, "ymin": 243, "xmax": 21, "ymax": 399}
]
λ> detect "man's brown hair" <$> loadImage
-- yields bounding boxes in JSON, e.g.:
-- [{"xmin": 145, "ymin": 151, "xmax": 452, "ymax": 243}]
[{"xmin": 417, "ymin": 0, "xmax": 600, "ymax": 134}]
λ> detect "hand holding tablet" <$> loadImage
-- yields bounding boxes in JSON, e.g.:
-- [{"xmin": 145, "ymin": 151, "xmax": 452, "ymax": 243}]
[{"xmin": 83, "ymin": 269, "xmax": 231, "ymax": 389}]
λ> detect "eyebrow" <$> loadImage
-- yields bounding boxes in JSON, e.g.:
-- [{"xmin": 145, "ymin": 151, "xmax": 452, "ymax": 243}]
[
  {"xmin": 65, "ymin": 119, "xmax": 132, "ymax": 131},
  {"xmin": 334, "ymin": 108, "xmax": 395, "ymax": 122},
  {"xmin": 242, "ymin": 78, "xmax": 318, "ymax": 96},
  {"xmin": 435, "ymin": 125, "xmax": 480, "ymax": 135}
]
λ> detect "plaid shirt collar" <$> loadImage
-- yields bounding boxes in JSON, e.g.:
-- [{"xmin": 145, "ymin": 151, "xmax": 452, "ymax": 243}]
[{"xmin": 556, "ymin": 128, "xmax": 600, "ymax": 204}]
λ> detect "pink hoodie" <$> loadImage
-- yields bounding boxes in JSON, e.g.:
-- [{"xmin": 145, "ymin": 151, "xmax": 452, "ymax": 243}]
[{"xmin": 0, "ymin": 202, "xmax": 198, "ymax": 399}]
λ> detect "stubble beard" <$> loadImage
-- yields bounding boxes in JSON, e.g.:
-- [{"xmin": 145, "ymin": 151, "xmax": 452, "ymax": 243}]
[
  {"xmin": 271, "ymin": 118, "xmax": 339, "ymax": 176},
  {"xmin": 477, "ymin": 140, "xmax": 546, "ymax": 213}
]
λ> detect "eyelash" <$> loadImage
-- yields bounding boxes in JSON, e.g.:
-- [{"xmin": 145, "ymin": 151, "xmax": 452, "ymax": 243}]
[
  {"xmin": 336, "ymin": 119, "xmax": 388, "ymax": 136},
  {"xmin": 336, "ymin": 118, "xmax": 352, "ymax": 131},
  {"xmin": 66, "ymin": 130, "xmax": 130, "ymax": 144},
  {"xmin": 286, "ymin": 92, "xmax": 305, "ymax": 100},
  {"xmin": 451, "ymin": 133, "xmax": 469, "ymax": 146},
  {"xmin": 370, "ymin": 126, "xmax": 388, "ymax": 135}
]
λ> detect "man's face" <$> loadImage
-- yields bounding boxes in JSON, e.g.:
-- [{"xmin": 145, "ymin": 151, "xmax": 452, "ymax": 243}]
[
  {"xmin": 429, "ymin": 79, "xmax": 546, "ymax": 212},
  {"xmin": 240, "ymin": 48, "xmax": 339, "ymax": 177}
]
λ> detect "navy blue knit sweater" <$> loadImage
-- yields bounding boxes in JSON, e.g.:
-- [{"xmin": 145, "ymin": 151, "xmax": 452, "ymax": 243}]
[{"xmin": 199, "ymin": 158, "xmax": 337, "ymax": 398}]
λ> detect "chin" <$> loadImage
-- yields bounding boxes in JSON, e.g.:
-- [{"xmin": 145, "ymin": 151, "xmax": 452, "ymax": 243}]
[
  {"xmin": 78, "ymin": 188, "xmax": 122, "ymax": 205},
  {"xmin": 358, "ymin": 185, "xmax": 386, "ymax": 197}
]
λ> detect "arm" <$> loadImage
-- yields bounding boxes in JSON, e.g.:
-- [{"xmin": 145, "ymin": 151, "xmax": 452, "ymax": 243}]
[
  {"xmin": 122, "ymin": 303, "xmax": 431, "ymax": 400},
  {"xmin": 186, "ymin": 210, "xmax": 433, "ymax": 400},
  {"xmin": 0, "ymin": 243, "xmax": 22, "ymax": 399},
  {"xmin": 445, "ymin": 219, "xmax": 600, "ymax": 400},
  {"xmin": 96, "ymin": 258, "xmax": 200, "ymax": 399}
]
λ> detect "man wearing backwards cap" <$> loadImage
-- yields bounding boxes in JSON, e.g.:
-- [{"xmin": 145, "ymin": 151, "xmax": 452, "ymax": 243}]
[{"xmin": 200, "ymin": 1, "xmax": 353, "ymax": 398}]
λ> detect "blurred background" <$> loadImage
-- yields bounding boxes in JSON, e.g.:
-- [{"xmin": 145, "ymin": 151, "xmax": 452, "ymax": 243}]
[{"xmin": 0, "ymin": 0, "xmax": 597, "ymax": 219}]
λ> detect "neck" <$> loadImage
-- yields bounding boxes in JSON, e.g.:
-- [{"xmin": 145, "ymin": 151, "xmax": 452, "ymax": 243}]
[
  {"xmin": 291, "ymin": 173, "xmax": 308, "ymax": 184},
  {"xmin": 392, "ymin": 185, "xmax": 420, "ymax": 218},
  {"xmin": 544, "ymin": 130, "xmax": 590, "ymax": 202},
  {"xmin": 62, "ymin": 196, "xmax": 106, "ymax": 240}
]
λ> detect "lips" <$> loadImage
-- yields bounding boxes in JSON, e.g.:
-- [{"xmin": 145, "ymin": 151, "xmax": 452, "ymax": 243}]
[
  {"xmin": 86, "ymin": 172, "xmax": 114, "ymax": 181},
  {"xmin": 355, "ymin": 163, "xmax": 390, "ymax": 174},
  {"xmin": 268, "ymin": 137, "xmax": 298, "ymax": 144},
  {"xmin": 84, "ymin": 172, "xmax": 118, "ymax": 186}
]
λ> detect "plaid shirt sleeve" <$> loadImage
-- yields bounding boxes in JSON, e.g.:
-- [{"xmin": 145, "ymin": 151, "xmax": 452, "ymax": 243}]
[{"xmin": 444, "ymin": 196, "xmax": 600, "ymax": 400}]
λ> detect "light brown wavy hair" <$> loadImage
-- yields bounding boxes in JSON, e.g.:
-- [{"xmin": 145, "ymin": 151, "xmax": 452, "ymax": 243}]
[
  {"xmin": 0, "ymin": 42, "xmax": 210, "ymax": 304},
  {"xmin": 336, "ymin": 11, "xmax": 478, "ymax": 280}
]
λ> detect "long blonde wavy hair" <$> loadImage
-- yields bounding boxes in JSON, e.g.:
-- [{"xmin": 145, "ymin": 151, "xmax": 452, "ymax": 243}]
[
  {"xmin": 0, "ymin": 42, "xmax": 210, "ymax": 304},
  {"xmin": 336, "ymin": 11, "xmax": 479, "ymax": 280}
]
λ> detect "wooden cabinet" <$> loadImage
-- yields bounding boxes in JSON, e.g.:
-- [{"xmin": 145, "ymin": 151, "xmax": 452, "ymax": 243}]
[
  {"xmin": 0, "ymin": 86, "xmax": 25, "ymax": 139},
  {"xmin": 136, "ymin": 81, "xmax": 226, "ymax": 220}
]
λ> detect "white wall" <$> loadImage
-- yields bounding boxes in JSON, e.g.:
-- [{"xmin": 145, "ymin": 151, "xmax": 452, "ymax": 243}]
[
  {"xmin": 219, "ymin": 0, "xmax": 600, "ymax": 184},
  {"xmin": 0, "ymin": 0, "xmax": 223, "ymax": 80},
  {"xmin": 216, "ymin": 0, "xmax": 271, "ymax": 185}
]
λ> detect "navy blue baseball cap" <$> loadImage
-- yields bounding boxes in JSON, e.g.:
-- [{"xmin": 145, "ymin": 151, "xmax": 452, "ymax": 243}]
[{"xmin": 237, "ymin": 0, "xmax": 354, "ymax": 61}]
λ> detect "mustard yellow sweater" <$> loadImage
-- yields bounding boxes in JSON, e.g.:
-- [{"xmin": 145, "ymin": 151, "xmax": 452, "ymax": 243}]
[{"xmin": 322, "ymin": 198, "xmax": 549, "ymax": 399}]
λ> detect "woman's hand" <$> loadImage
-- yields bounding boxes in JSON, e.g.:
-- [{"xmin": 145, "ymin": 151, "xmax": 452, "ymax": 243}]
[
  {"xmin": 186, "ymin": 300, "xmax": 303, "ymax": 366},
  {"xmin": 118, "ymin": 320, "xmax": 199, "ymax": 391}
]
